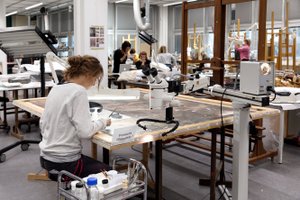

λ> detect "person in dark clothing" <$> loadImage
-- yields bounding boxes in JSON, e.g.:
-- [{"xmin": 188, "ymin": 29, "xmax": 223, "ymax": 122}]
[
  {"xmin": 135, "ymin": 51, "xmax": 151, "ymax": 70},
  {"xmin": 113, "ymin": 41, "xmax": 131, "ymax": 73}
]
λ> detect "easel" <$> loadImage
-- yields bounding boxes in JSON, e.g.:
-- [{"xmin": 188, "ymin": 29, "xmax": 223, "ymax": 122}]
[
  {"xmin": 265, "ymin": 2, "xmax": 297, "ymax": 71},
  {"xmin": 181, "ymin": 0, "xmax": 267, "ymax": 86},
  {"xmin": 188, "ymin": 22, "xmax": 204, "ymax": 60}
]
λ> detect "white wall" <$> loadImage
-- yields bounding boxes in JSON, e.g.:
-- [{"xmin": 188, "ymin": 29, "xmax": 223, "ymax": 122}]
[{"xmin": 74, "ymin": 0, "xmax": 108, "ymax": 86}]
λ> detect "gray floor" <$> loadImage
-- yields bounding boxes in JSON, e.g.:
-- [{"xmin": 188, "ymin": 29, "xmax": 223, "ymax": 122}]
[{"xmin": 1, "ymin": 117, "xmax": 300, "ymax": 200}]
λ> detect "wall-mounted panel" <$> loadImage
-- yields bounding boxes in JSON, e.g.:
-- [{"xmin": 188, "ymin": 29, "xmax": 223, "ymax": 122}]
[
  {"xmin": 235, "ymin": 1, "xmax": 253, "ymax": 24},
  {"xmin": 205, "ymin": 7, "xmax": 214, "ymax": 28},
  {"xmin": 116, "ymin": 5, "xmax": 136, "ymax": 30},
  {"xmin": 174, "ymin": 5, "xmax": 182, "ymax": 29},
  {"xmin": 108, "ymin": 3, "xmax": 114, "ymax": 30},
  {"xmin": 266, "ymin": 0, "xmax": 282, "ymax": 21},
  {"xmin": 60, "ymin": 11, "xmax": 68, "ymax": 33},
  {"xmin": 50, "ymin": 13, "xmax": 59, "ymax": 34},
  {"xmin": 188, "ymin": 8, "xmax": 204, "ymax": 28},
  {"xmin": 288, "ymin": 0, "xmax": 300, "ymax": 20}
]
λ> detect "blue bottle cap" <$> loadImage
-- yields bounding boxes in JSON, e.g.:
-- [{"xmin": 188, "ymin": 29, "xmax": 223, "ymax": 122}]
[{"xmin": 87, "ymin": 177, "xmax": 98, "ymax": 186}]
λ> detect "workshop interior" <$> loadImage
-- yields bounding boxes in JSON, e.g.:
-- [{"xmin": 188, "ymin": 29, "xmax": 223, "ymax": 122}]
[{"xmin": 1, "ymin": 0, "xmax": 300, "ymax": 199}]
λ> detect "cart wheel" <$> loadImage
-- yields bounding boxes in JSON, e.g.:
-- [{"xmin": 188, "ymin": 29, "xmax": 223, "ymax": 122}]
[
  {"xmin": 0, "ymin": 154, "xmax": 6, "ymax": 163},
  {"xmin": 21, "ymin": 143, "xmax": 29, "ymax": 151}
]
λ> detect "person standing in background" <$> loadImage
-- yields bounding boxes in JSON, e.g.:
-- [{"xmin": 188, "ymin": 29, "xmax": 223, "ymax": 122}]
[
  {"xmin": 235, "ymin": 39, "xmax": 251, "ymax": 61},
  {"xmin": 113, "ymin": 41, "xmax": 131, "ymax": 73}
]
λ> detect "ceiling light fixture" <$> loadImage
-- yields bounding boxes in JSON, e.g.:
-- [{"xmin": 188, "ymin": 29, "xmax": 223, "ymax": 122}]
[
  {"xmin": 115, "ymin": 0, "xmax": 128, "ymax": 3},
  {"xmin": 5, "ymin": 11, "xmax": 18, "ymax": 17},
  {"xmin": 25, "ymin": 2, "xmax": 43, "ymax": 10},
  {"xmin": 163, "ymin": 0, "xmax": 197, "ymax": 7}
]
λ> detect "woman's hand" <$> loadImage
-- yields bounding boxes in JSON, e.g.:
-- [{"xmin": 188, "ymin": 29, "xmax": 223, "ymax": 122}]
[{"xmin": 106, "ymin": 119, "xmax": 112, "ymax": 127}]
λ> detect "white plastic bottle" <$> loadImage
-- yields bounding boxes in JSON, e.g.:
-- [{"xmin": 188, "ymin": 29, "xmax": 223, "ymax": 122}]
[
  {"xmin": 87, "ymin": 177, "xmax": 99, "ymax": 200},
  {"xmin": 75, "ymin": 182, "xmax": 87, "ymax": 200}
]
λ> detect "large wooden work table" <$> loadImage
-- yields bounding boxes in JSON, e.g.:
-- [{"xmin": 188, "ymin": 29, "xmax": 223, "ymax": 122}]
[
  {"xmin": 13, "ymin": 91, "xmax": 280, "ymax": 200},
  {"xmin": 12, "ymin": 93, "xmax": 279, "ymax": 150}
]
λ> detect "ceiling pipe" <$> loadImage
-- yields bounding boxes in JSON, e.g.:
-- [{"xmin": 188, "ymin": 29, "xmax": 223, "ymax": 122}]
[{"xmin": 133, "ymin": 0, "xmax": 151, "ymax": 31}]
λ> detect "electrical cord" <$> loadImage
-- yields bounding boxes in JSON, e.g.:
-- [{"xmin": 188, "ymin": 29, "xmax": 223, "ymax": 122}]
[
  {"xmin": 136, "ymin": 118, "xmax": 179, "ymax": 136},
  {"xmin": 267, "ymin": 86, "xmax": 277, "ymax": 102}
]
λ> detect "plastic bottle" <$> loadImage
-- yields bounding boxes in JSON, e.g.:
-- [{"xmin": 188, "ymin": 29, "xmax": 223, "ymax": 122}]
[
  {"xmin": 70, "ymin": 180, "xmax": 79, "ymax": 200},
  {"xmin": 75, "ymin": 182, "xmax": 86, "ymax": 200},
  {"xmin": 87, "ymin": 177, "xmax": 99, "ymax": 200}
]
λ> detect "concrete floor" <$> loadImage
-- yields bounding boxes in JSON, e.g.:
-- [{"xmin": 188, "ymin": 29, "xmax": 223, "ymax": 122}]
[{"xmin": 1, "ymin": 118, "xmax": 300, "ymax": 200}]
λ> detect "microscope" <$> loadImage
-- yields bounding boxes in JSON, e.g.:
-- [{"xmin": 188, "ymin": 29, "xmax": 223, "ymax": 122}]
[
  {"xmin": 137, "ymin": 68, "xmax": 181, "ymax": 136},
  {"xmin": 142, "ymin": 67, "xmax": 180, "ymax": 110}
]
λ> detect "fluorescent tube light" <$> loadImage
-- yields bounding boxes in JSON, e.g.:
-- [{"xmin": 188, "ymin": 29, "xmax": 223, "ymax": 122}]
[
  {"xmin": 163, "ymin": 1, "xmax": 182, "ymax": 7},
  {"xmin": 5, "ymin": 11, "xmax": 18, "ymax": 17},
  {"xmin": 115, "ymin": 0, "xmax": 128, "ymax": 3},
  {"xmin": 25, "ymin": 2, "xmax": 43, "ymax": 10},
  {"xmin": 163, "ymin": 0, "xmax": 197, "ymax": 7}
]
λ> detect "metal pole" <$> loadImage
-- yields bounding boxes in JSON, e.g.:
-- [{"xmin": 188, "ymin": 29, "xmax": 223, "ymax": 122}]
[
  {"xmin": 232, "ymin": 101, "xmax": 250, "ymax": 200},
  {"xmin": 155, "ymin": 140, "xmax": 163, "ymax": 200},
  {"xmin": 40, "ymin": 57, "xmax": 45, "ymax": 97}
]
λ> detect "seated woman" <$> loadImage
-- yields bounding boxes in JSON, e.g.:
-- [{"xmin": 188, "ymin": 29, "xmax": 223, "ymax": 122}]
[
  {"xmin": 39, "ymin": 55, "xmax": 111, "ymax": 178},
  {"xmin": 135, "ymin": 51, "xmax": 151, "ymax": 70}
]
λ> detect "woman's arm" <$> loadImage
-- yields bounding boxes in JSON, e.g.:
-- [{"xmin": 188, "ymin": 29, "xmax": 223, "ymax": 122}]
[{"xmin": 71, "ymin": 92, "xmax": 107, "ymax": 139}]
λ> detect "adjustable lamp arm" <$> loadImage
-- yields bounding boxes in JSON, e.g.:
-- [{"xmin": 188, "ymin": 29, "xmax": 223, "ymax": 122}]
[{"xmin": 46, "ymin": 52, "xmax": 68, "ymax": 84}]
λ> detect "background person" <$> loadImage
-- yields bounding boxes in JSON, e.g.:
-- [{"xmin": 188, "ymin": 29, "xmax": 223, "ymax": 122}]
[
  {"xmin": 156, "ymin": 45, "xmax": 176, "ymax": 69},
  {"xmin": 113, "ymin": 41, "xmax": 131, "ymax": 73},
  {"xmin": 235, "ymin": 39, "xmax": 251, "ymax": 61},
  {"xmin": 39, "ymin": 55, "xmax": 111, "ymax": 178},
  {"xmin": 135, "ymin": 51, "xmax": 151, "ymax": 70},
  {"xmin": 129, "ymin": 48, "xmax": 140, "ymax": 64}
]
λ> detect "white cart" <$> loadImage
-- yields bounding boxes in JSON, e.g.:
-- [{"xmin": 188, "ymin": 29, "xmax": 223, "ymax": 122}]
[{"xmin": 57, "ymin": 157, "xmax": 147, "ymax": 200}]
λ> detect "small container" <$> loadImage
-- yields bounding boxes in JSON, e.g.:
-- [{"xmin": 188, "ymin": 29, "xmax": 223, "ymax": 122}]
[
  {"xmin": 87, "ymin": 177, "xmax": 99, "ymax": 200},
  {"xmin": 75, "ymin": 182, "xmax": 86, "ymax": 200},
  {"xmin": 71, "ymin": 180, "xmax": 80, "ymax": 193},
  {"xmin": 102, "ymin": 179, "xmax": 109, "ymax": 188}
]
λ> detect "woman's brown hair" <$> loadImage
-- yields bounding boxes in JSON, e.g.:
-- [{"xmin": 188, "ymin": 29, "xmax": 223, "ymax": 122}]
[
  {"xmin": 158, "ymin": 46, "xmax": 167, "ymax": 53},
  {"xmin": 244, "ymin": 39, "xmax": 251, "ymax": 46},
  {"xmin": 139, "ymin": 51, "xmax": 147, "ymax": 58},
  {"xmin": 64, "ymin": 55, "xmax": 103, "ymax": 82}
]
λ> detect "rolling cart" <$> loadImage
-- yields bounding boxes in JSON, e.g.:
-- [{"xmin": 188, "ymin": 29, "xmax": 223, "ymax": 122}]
[{"xmin": 57, "ymin": 157, "xmax": 147, "ymax": 200}]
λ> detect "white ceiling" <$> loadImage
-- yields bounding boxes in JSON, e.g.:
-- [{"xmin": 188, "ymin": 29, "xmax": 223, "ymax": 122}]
[
  {"xmin": 5, "ymin": 0, "xmax": 73, "ymax": 15},
  {"xmin": 5, "ymin": 0, "xmax": 187, "ymax": 15}
]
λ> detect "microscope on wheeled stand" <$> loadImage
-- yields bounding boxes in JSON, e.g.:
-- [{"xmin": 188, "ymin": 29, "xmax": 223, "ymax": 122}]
[{"xmin": 202, "ymin": 61, "xmax": 275, "ymax": 200}]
